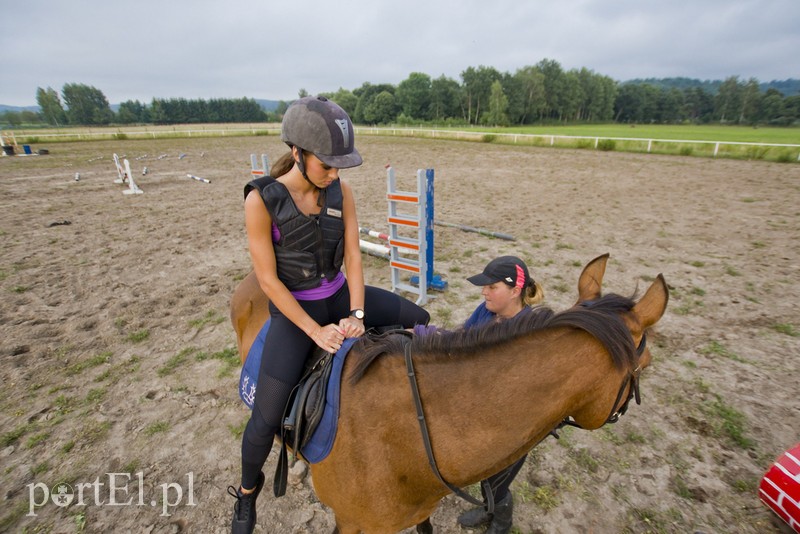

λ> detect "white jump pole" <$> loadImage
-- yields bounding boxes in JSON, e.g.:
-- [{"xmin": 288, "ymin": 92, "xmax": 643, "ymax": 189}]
[
  {"xmin": 359, "ymin": 239, "xmax": 390, "ymax": 260},
  {"xmin": 122, "ymin": 159, "xmax": 143, "ymax": 195},
  {"xmin": 113, "ymin": 153, "xmax": 128, "ymax": 184}
]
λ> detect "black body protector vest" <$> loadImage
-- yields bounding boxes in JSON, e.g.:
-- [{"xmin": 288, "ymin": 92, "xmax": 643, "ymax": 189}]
[{"xmin": 244, "ymin": 176, "xmax": 345, "ymax": 291}]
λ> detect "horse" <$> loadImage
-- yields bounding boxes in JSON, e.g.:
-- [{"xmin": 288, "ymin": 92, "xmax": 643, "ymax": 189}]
[{"xmin": 229, "ymin": 253, "xmax": 669, "ymax": 533}]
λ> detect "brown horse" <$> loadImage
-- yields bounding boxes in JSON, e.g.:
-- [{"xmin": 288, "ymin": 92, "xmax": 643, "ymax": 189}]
[{"xmin": 229, "ymin": 254, "xmax": 669, "ymax": 533}]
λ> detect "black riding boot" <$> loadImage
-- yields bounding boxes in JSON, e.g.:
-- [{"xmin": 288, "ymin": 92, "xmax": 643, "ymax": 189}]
[
  {"xmin": 227, "ymin": 471, "xmax": 265, "ymax": 534},
  {"xmin": 456, "ymin": 492, "xmax": 513, "ymax": 530},
  {"xmin": 485, "ymin": 492, "xmax": 513, "ymax": 534},
  {"xmin": 457, "ymin": 503, "xmax": 491, "ymax": 528}
]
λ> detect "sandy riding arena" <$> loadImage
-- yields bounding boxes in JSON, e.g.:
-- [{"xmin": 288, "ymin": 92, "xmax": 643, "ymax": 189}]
[{"xmin": 1, "ymin": 134, "xmax": 798, "ymax": 533}]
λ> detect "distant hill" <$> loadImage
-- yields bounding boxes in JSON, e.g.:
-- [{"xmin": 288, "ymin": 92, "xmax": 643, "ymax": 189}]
[
  {"xmin": 622, "ymin": 77, "xmax": 800, "ymax": 95},
  {"xmin": 255, "ymin": 99, "xmax": 281, "ymax": 112},
  {"xmin": 0, "ymin": 104, "xmax": 40, "ymax": 113}
]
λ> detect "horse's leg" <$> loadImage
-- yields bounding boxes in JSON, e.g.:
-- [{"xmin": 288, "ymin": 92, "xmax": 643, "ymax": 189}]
[{"xmin": 416, "ymin": 518, "xmax": 433, "ymax": 534}]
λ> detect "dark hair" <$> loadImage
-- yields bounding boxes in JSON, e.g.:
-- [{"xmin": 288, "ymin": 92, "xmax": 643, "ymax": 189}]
[{"xmin": 270, "ymin": 150, "xmax": 295, "ymax": 177}]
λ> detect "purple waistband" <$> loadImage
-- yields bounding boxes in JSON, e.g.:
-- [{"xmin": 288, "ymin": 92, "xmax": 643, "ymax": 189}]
[{"xmin": 292, "ymin": 272, "xmax": 345, "ymax": 301}]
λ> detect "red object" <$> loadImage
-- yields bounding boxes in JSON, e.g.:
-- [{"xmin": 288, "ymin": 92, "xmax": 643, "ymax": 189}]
[{"xmin": 760, "ymin": 443, "xmax": 800, "ymax": 533}]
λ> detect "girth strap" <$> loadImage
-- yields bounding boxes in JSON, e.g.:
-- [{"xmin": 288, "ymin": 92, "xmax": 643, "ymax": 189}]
[{"xmin": 403, "ymin": 341, "xmax": 494, "ymax": 513}]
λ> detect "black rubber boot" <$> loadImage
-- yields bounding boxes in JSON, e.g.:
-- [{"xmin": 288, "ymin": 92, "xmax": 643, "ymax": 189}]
[
  {"xmin": 485, "ymin": 492, "xmax": 514, "ymax": 534},
  {"xmin": 228, "ymin": 471, "xmax": 265, "ymax": 534},
  {"xmin": 457, "ymin": 504, "xmax": 491, "ymax": 528}
]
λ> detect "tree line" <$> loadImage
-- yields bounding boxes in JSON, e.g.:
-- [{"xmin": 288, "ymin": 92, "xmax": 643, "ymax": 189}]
[
  {"xmin": 5, "ymin": 59, "xmax": 799, "ymax": 128},
  {"xmin": 30, "ymin": 84, "xmax": 272, "ymax": 127},
  {"xmin": 323, "ymin": 60, "xmax": 798, "ymax": 126}
]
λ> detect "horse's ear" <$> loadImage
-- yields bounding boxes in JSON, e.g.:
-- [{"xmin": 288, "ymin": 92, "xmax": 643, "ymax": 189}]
[
  {"xmin": 633, "ymin": 274, "xmax": 669, "ymax": 328},
  {"xmin": 576, "ymin": 253, "xmax": 609, "ymax": 304}
]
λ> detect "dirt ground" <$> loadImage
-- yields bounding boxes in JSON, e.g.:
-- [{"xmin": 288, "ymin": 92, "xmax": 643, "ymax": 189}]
[{"xmin": 1, "ymin": 133, "xmax": 798, "ymax": 534}]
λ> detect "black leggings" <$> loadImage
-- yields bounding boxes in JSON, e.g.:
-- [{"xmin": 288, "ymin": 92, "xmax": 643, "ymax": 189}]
[{"xmin": 240, "ymin": 281, "xmax": 429, "ymax": 489}]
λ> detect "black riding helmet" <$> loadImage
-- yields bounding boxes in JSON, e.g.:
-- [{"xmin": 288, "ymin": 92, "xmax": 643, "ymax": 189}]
[{"xmin": 281, "ymin": 96, "xmax": 362, "ymax": 187}]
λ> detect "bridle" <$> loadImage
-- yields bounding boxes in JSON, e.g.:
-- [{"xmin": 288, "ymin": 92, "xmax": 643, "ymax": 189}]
[{"xmin": 606, "ymin": 331, "xmax": 647, "ymax": 423}]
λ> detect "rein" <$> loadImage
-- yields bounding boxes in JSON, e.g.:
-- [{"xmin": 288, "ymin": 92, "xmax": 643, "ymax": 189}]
[{"xmin": 402, "ymin": 338, "xmax": 495, "ymax": 513}]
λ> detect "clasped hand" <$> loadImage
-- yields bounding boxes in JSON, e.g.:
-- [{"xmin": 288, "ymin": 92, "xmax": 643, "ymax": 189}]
[
  {"xmin": 338, "ymin": 316, "xmax": 365, "ymax": 339},
  {"xmin": 312, "ymin": 317, "xmax": 364, "ymax": 353}
]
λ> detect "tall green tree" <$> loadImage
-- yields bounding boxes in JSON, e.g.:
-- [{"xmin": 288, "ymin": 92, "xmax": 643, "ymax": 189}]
[
  {"xmin": 324, "ymin": 88, "xmax": 358, "ymax": 118},
  {"xmin": 484, "ymin": 80, "xmax": 509, "ymax": 126},
  {"xmin": 574, "ymin": 69, "xmax": 617, "ymax": 122},
  {"xmin": 739, "ymin": 78, "xmax": 761, "ymax": 124},
  {"xmin": 784, "ymin": 95, "xmax": 800, "ymax": 122},
  {"xmin": 362, "ymin": 91, "xmax": 397, "ymax": 124},
  {"xmin": 656, "ymin": 88, "xmax": 684, "ymax": 123},
  {"xmin": 615, "ymin": 83, "xmax": 656, "ymax": 122},
  {"xmin": 759, "ymin": 88, "xmax": 786, "ymax": 124},
  {"xmin": 510, "ymin": 66, "xmax": 546, "ymax": 124},
  {"xmin": 537, "ymin": 59, "xmax": 567, "ymax": 120},
  {"xmin": 460, "ymin": 66, "xmax": 501, "ymax": 124},
  {"xmin": 36, "ymin": 86, "xmax": 66, "ymax": 126},
  {"xmin": 714, "ymin": 76, "xmax": 742, "ymax": 123},
  {"xmin": 352, "ymin": 83, "xmax": 396, "ymax": 124},
  {"xmin": 429, "ymin": 75, "xmax": 462, "ymax": 122},
  {"xmin": 61, "ymin": 83, "xmax": 113, "ymax": 125},
  {"xmin": 683, "ymin": 87, "xmax": 714, "ymax": 123},
  {"xmin": 116, "ymin": 100, "xmax": 150, "ymax": 124},
  {"xmin": 561, "ymin": 71, "xmax": 585, "ymax": 122},
  {"xmin": 396, "ymin": 72, "xmax": 432, "ymax": 121}
]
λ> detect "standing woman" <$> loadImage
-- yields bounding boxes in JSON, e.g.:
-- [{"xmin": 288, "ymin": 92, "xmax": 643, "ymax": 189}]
[
  {"xmin": 229, "ymin": 96, "xmax": 429, "ymax": 534},
  {"xmin": 456, "ymin": 256, "xmax": 545, "ymax": 534}
]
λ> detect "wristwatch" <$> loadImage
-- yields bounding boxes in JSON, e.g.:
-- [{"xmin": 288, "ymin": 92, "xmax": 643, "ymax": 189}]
[{"xmin": 349, "ymin": 309, "xmax": 365, "ymax": 320}]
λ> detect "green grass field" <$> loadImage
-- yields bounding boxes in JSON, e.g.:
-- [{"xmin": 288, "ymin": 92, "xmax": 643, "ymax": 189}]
[
  {"xmin": 371, "ymin": 123, "xmax": 800, "ymax": 162},
  {"xmin": 486, "ymin": 124, "xmax": 800, "ymax": 144}
]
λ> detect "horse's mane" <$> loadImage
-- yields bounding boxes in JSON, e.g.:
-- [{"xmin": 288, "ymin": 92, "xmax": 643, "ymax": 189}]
[{"xmin": 349, "ymin": 293, "xmax": 637, "ymax": 384}]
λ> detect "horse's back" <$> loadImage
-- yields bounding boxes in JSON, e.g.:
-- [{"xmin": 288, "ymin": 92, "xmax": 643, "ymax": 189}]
[{"xmin": 230, "ymin": 271, "xmax": 270, "ymax": 364}]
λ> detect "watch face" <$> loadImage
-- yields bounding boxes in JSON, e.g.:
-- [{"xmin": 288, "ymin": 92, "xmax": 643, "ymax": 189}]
[{"xmin": 352, "ymin": 309, "xmax": 364, "ymax": 320}]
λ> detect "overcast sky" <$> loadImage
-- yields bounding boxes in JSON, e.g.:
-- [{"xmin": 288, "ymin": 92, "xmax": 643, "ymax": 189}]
[{"xmin": 2, "ymin": 0, "xmax": 798, "ymax": 107}]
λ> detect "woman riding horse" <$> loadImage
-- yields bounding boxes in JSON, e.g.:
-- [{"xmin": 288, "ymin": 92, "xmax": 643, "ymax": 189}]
[{"xmin": 228, "ymin": 96, "xmax": 429, "ymax": 534}]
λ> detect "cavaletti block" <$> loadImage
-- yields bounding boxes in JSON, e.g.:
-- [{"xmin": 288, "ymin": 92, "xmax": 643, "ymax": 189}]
[{"xmin": 759, "ymin": 443, "xmax": 800, "ymax": 533}]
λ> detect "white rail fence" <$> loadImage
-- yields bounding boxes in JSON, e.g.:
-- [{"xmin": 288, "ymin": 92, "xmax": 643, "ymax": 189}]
[
  {"xmin": 11, "ymin": 126, "xmax": 800, "ymax": 160},
  {"xmin": 359, "ymin": 128, "xmax": 800, "ymax": 159}
]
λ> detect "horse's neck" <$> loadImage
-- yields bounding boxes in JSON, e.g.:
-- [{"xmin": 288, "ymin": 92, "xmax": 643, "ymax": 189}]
[{"xmin": 414, "ymin": 330, "xmax": 622, "ymax": 484}]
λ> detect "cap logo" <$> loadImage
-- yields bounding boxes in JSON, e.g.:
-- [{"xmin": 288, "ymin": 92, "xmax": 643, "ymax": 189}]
[
  {"xmin": 515, "ymin": 265, "xmax": 526, "ymax": 289},
  {"xmin": 334, "ymin": 119, "xmax": 350, "ymax": 148}
]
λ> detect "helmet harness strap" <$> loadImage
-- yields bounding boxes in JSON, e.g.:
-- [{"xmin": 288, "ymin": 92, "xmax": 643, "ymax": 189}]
[{"xmin": 294, "ymin": 146, "xmax": 325, "ymax": 207}]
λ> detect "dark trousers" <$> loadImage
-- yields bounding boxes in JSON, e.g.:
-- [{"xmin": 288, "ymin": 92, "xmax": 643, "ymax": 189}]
[{"xmin": 483, "ymin": 454, "xmax": 527, "ymax": 503}]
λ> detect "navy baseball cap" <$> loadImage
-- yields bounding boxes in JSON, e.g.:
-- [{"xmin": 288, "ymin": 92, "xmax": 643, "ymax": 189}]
[{"xmin": 467, "ymin": 256, "xmax": 531, "ymax": 289}]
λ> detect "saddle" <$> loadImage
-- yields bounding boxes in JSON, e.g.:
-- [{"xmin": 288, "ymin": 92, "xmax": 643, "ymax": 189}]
[
  {"xmin": 272, "ymin": 326, "xmax": 405, "ymax": 498},
  {"xmin": 273, "ymin": 347, "xmax": 331, "ymax": 496},
  {"xmin": 285, "ymin": 349, "xmax": 332, "ymax": 454}
]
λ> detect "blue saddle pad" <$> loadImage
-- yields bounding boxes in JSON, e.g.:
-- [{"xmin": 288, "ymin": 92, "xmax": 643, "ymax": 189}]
[
  {"xmin": 238, "ymin": 319, "xmax": 270, "ymax": 410},
  {"xmin": 239, "ymin": 319, "xmax": 357, "ymax": 463}
]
